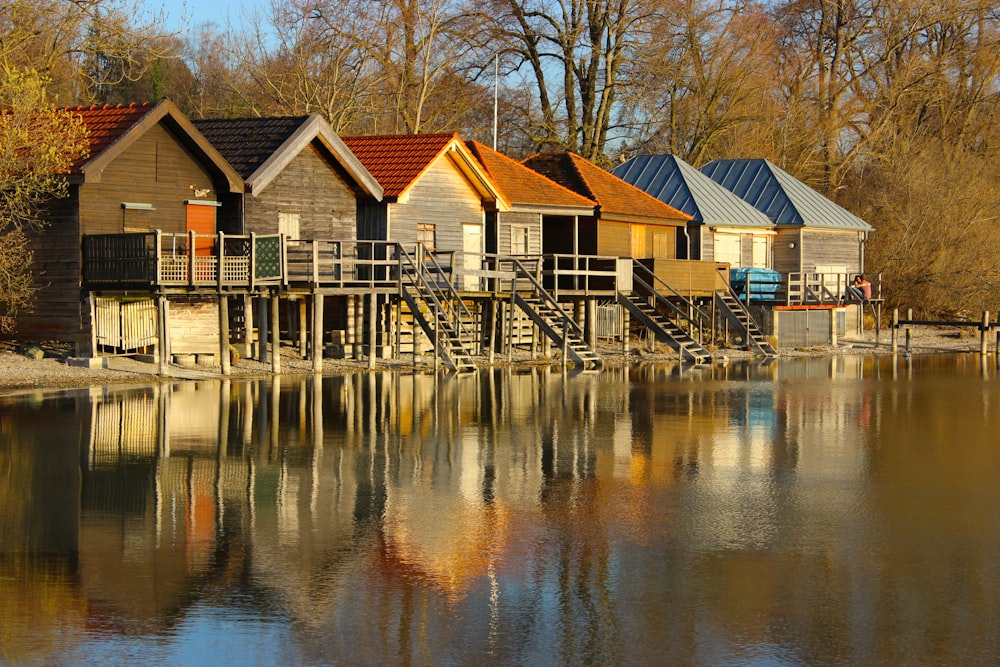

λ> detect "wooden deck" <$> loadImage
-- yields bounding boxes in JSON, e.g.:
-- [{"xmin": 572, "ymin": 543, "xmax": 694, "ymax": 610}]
[{"xmin": 81, "ymin": 232, "xmax": 728, "ymax": 298}]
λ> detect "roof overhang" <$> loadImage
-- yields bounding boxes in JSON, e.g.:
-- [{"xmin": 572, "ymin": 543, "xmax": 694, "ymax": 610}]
[
  {"xmin": 398, "ymin": 137, "xmax": 510, "ymax": 211},
  {"xmin": 79, "ymin": 99, "xmax": 244, "ymax": 194},
  {"xmin": 246, "ymin": 114, "xmax": 383, "ymax": 201},
  {"xmin": 509, "ymin": 202, "xmax": 596, "ymax": 217},
  {"xmin": 601, "ymin": 211, "xmax": 689, "ymax": 226}
]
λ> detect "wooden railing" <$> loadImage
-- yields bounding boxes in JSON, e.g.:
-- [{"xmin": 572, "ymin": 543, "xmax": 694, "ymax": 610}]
[
  {"xmin": 82, "ymin": 231, "xmax": 733, "ymax": 298},
  {"xmin": 786, "ymin": 272, "xmax": 882, "ymax": 305}
]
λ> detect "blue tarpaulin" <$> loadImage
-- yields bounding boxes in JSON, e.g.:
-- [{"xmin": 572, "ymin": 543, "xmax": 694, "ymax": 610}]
[{"xmin": 730, "ymin": 268, "xmax": 782, "ymax": 302}]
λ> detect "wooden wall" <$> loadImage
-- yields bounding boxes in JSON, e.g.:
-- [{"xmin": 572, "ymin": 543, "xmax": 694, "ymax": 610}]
[
  {"xmin": 389, "ymin": 156, "xmax": 484, "ymax": 250},
  {"xmin": 801, "ymin": 229, "xmax": 863, "ymax": 273},
  {"xmin": 13, "ymin": 193, "xmax": 85, "ymax": 342},
  {"xmin": 244, "ymin": 143, "xmax": 357, "ymax": 240},
  {"xmin": 78, "ymin": 123, "xmax": 220, "ymax": 235},
  {"xmin": 497, "ymin": 210, "xmax": 542, "ymax": 255},
  {"xmin": 597, "ymin": 221, "xmax": 631, "ymax": 257},
  {"xmin": 772, "ymin": 228, "xmax": 802, "ymax": 273}
]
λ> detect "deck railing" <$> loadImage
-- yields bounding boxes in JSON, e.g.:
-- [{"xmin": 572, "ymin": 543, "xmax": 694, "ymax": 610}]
[
  {"xmin": 785, "ymin": 271, "xmax": 882, "ymax": 305},
  {"xmin": 82, "ymin": 231, "xmax": 727, "ymax": 298}
]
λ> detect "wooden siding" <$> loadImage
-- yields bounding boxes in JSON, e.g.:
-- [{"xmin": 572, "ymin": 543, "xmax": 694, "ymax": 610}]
[
  {"xmin": 167, "ymin": 298, "xmax": 220, "ymax": 355},
  {"xmin": 14, "ymin": 194, "xmax": 85, "ymax": 341},
  {"xmin": 801, "ymin": 228, "xmax": 862, "ymax": 273},
  {"xmin": 772, "ymin": 228, "xmax": 802, "ymax": 273},
  {"xmin": 597, "ymin": 221, "xmax": 631, "ymax": 257},
  {"xmin": 357, "ymin": 197, "xmax": 387, "ymax": 240},
  {"xmin": 389, "ymin": 156, "xmax": 484, "ymax": 251},
  {"xmin": 244, "ymin": 143, "xmax": 357, "ymax": 240},
  {"xmin": 497, "ymin": 211, "xmax": 542, "ymax": 255},
  {"xmin": 78, "ymin": 123, "xmax": 219, "ymax": 235},
  {"xmin": 651, "ymin": 259, "xmax": 728, "ymax": 295}
]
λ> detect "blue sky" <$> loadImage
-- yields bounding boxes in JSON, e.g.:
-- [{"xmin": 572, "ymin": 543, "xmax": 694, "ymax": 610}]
[{"xmin": 152, "ymin": 0, "xmax": 270, "ymax": 31}]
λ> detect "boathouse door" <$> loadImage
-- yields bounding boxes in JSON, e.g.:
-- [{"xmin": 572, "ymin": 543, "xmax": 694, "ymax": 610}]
[
  {"xmin": 186, "ymin": 201, "xmax": 219, "ymax": 256},
  {"xmin": 463, "ymin": 223, "xmax": 482, "ymax": 291}
]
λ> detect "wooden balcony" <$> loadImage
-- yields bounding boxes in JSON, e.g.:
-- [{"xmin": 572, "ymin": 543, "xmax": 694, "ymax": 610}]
[{"xmin": 82, "ymin": 231, "xmax": 732, "ymax": 299}]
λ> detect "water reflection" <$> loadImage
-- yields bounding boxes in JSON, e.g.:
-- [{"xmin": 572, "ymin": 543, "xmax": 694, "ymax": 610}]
[{"xmin": 1, "ymin": 356, "xmax": 999, "ymax": 665}]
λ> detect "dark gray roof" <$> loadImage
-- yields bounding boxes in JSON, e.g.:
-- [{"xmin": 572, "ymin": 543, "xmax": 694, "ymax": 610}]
[
  {"xmin": 613, "ymin": 154, "xmax": 772, "ymax": 228},
  {"xmin": 699, "ymin": 158, "xmax": 873, "ymax": 231},
  {"xmin": 193, "ymin": 115, "xmax": 382, "ymax": 199},
  {"xmin": 194, "ymin": 116, "xmax": 307, "ymax": 179}
]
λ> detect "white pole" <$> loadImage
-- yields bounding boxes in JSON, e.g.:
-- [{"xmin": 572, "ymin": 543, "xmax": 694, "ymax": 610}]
[{"xmin": 493, "ymin": 54, "xmax": 499, "ymax": 151}]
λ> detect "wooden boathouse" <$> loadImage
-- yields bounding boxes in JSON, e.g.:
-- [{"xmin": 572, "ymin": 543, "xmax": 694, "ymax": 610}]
[{"xmin": 22, "ymin": 102, "xmax": 780, "ymax": 370}]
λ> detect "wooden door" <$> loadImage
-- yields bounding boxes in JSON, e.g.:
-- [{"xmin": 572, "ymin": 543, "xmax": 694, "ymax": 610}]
[{"xmin": 186, "ymin": 203, "xmax": 217, "ymax": 256}]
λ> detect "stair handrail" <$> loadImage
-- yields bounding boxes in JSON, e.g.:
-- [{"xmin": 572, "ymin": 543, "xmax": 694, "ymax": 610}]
[
  {"xmin": 509, "ymin": 257, "xmax": 584, "ymax": 337},
  {"xmin": 395, "ymin": 243, "xmax": 476, "ymax": 344},
  {"xmin": 630, "ymin": 260, "xmax": 712, "ymax": 329}
]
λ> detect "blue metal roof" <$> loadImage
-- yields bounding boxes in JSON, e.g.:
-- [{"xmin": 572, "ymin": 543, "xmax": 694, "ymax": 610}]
[
  {"xmin": 699, "ymin": 159, "xmax": 873, "ymax": 231},
  {"xmin": 613, "ymin": 154, "xmax": 772, "ymax": 227}
]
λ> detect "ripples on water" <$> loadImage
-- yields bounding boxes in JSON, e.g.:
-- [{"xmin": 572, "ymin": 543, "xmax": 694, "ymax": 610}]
[{"xmin": 1, "ymin": 354, "xmax": 999, "ymax": 665}]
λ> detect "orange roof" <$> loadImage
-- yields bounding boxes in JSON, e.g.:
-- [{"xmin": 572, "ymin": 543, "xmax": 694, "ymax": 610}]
[
  {"xmin": 63, "ymin": 102, "xmax": 157, "ymax": 172},
  {"xmin": 340, "ymin": 133, "xmax": 460, "ymax": 198},
  {"xmin": 465, "ymin": 141, "xmax": 595, "ymax": 210},
  {"xmin": 522, "ymin": 152, "xmax": 692, "ymax": 224}
]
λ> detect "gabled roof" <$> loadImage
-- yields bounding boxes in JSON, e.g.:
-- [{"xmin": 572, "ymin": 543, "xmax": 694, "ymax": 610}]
[
  {"xmin": 66, "ymin": 100, "xmax": 243, "ymax": 193},
  {"xmin": 340, "ymin": 133, "xmax": 507, "ymax": 209},
  {"xmin": 521, "ymin": 152, "xmax": 691, "ymax": 225},
  {"xmin": 700, "ymin": 158, "xmax": 873, "ymax": 231},
  {"xmin": 193, "ymin": 114, "xmax": 382, "ymax": 200},
  {"xmin": 465, "ymin": 141, "xmax": 595, "ymax": 214},
  {"xmin": 613, "ymin": 154, "xmax": 772, "ymax": 228}
]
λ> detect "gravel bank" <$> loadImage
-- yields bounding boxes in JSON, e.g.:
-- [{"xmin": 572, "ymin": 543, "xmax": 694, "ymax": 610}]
[{"xmin": 0, "ymin": 325, "xmax": 990, "ymax": 393}]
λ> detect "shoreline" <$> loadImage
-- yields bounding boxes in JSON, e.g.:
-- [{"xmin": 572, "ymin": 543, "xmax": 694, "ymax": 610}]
[{"xmin": 0, "ymin": 326, "xmax": 990, "ymax": 393}]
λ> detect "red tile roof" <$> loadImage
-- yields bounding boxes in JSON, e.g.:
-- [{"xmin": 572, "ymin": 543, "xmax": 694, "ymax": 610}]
[
  {"xmin": 63, "ymin": 102, "xmax": 157, "ymax": 171},
  {"xmin": 340, "ymin": 133, "xmax": 459, "ymax": 198},
  {"xmin": 466, "ymin": 141, "xmax": 595, "ymax": 210},
  {"xmin": 522, "ymin": 152, "xmax": 692, "ymax": 224}
]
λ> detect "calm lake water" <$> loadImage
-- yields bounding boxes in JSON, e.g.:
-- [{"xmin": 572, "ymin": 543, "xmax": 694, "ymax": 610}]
[{"xmin": 1, "ymin": 355, "xmax": 999, "ymax": 666}]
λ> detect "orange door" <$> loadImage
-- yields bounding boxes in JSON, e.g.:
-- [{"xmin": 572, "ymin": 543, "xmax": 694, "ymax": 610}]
[{"xmin": 186, "ymin": 203, "xmax": 216, "ymax": 256}]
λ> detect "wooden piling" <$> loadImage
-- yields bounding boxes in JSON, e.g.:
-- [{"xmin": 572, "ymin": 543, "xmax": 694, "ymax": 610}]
[
  {"xmin": 312, "ymin": 293, "xmax": 324, "ymax": 373},
  {"xmin": 158, "ymin": 296, "xmax": 169, "ymax": 376},
  {"xmin": 271, "ymin": 294, "xmax": 281, "ymax": 374},
  {"xmin": 219, "ymin": 295, "xmax": 231, "ymax": 375},
  {"xmin": 298, "ymin": 297, "xmax": 308, "ymax": 358},
  {"xmin": 981, "ymin": 311, "xmax": 990, "ymax": 357},
  {"xmin": 891, "ymin": 309, "xmax": 898, "ymax": 353},
  {"xmin": 368, "ymin": 293, "xmax": 377, "ymax": 370},
  {"xmin": 256, "ymin": 295, "xmax": 268, "ymax": 363},
  {"xmin": 905, "ymin": 308, "xmax": 912, "ymax": 353}
]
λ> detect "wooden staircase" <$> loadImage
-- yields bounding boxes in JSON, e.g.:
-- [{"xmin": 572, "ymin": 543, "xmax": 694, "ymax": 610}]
[
  {"xmin": 509, "ymin": 259, "xmax": 602, "ymax": 370},
  {"xmin": 397, "ymin": 247, "xmax": 477, "ymax": 372},
  {"xmin": 716, "ymin": 290, "xmax": 778, "ymax": 357},
  {"xmin": 617, "ymin": 291, "xmax": 712, "ymax": 363}
]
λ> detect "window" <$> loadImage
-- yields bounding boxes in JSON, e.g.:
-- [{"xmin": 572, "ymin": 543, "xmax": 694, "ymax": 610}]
[
  {"xmin": 417, "ymin": 223, "xmax": 436, "ymax": 251},
  {"xmin": 278, "ymin": 211, "xmax": 301, "ymax": 240},
  {"xmin": 511, "ymin": 226, "xmax": 528, "ymax": 255},
  {"xmin": 714, "ymin": 234, "xmax": 741, "ymax": 266},
  {"xmin": 752, "ymin": 236, "xmax": 769, "ymax": 268}
]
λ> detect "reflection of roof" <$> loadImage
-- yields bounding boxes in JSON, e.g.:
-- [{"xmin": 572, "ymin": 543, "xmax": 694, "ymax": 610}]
[
  {"xmin": 465, "ymin": 141, "xmax": 595, "ymax": 211},
  {"xmin": 522, "ymin": 152, "xmax": 691, "ymax": 224},
  {"xmin": 613, "ymin": 154, "xmax": 772, "ymax": 228},
  {"xmin": 700, "ymin": 158, "xmax": 873, "ymax": 231},
  {"xmin": 194, "ymin": 115, "xmax": 382, "ymax": 199}
]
